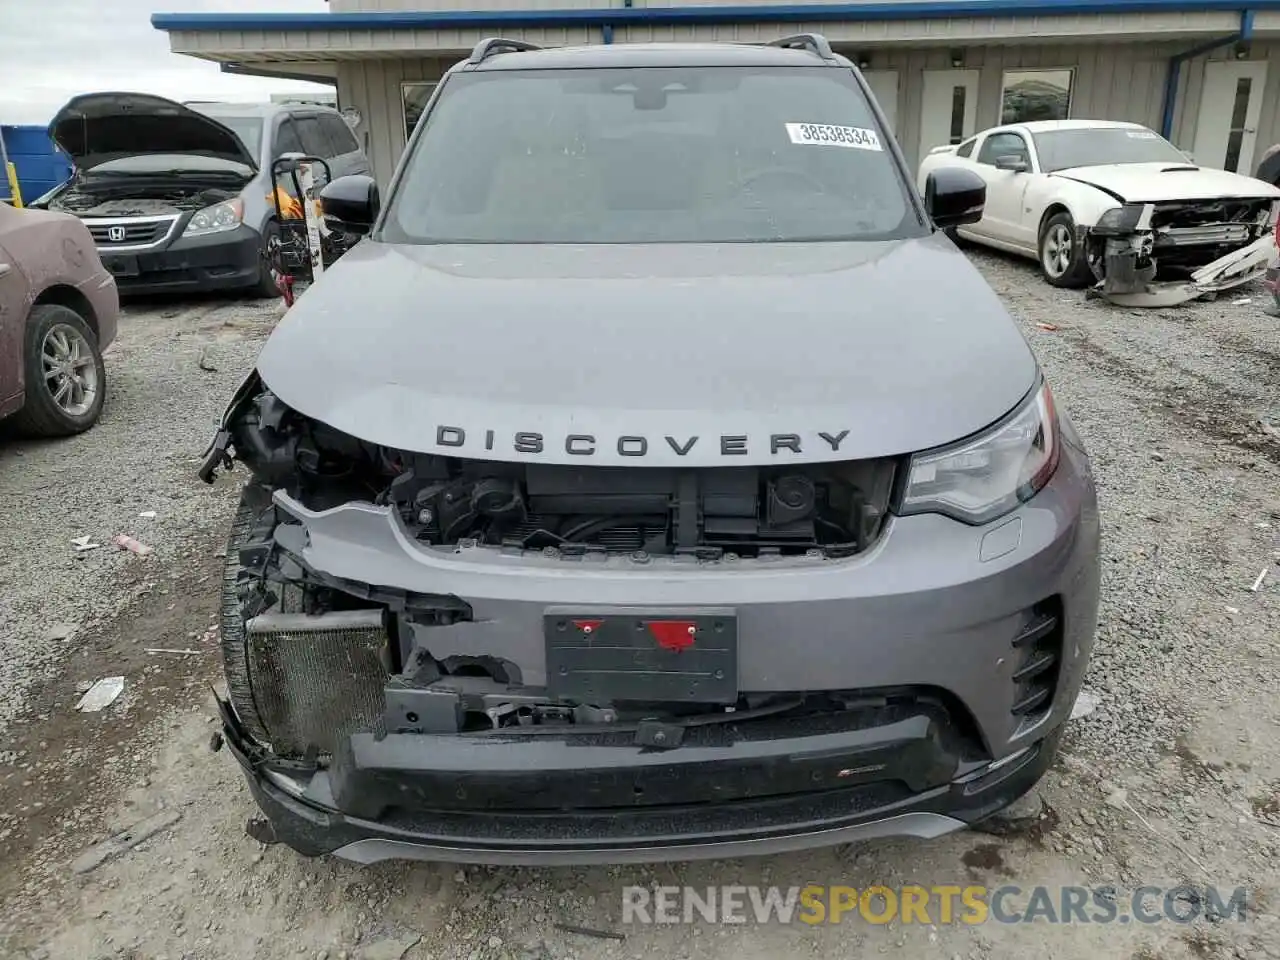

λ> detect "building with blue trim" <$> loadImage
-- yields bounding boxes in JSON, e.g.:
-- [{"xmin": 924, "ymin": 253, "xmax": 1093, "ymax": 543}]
[{"xmin": 152, "ymin": 0, "xmax": 1280, "ymax": 186}]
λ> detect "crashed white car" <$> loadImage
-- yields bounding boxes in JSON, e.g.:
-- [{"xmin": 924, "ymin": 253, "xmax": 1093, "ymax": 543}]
[{"xmin": 918, "ymin": 119, "xmax": 1280, "ymax": 306}]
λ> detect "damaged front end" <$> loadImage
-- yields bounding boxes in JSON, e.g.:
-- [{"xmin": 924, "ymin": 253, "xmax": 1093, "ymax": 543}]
[
  {"xmin": 1084, "ymin": 197, "xmax": 1279, "ymax": 307},
  {"xmin": 208, "ymin": 373, "xmax": 900, "ymax": 752},
  {"xmin": 200, "ymin": 373, "xmax": 1075, "ymax": 863}
]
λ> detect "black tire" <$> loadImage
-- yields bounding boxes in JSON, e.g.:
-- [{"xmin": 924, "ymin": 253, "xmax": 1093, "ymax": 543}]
[
  {"xmin": 251, "ymin": 220, "xmax": 284, "ymax": 299},
  {"xmin": 9, "ymin": 303, "xmax": 106, "ymax": 437},
  {"xmin": 1038, "ymin": 212, "xmax": 1093, "ymax": 288}
]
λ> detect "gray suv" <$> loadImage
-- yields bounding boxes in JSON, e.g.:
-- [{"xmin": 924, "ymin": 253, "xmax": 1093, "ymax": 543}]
[
  {"xmin": 202, "ymin": 35, "xmax": 1102, "ymax": 865},
  {"xmin": 34, "ymin": 95, "xmax": 370, "ymax": 296}
]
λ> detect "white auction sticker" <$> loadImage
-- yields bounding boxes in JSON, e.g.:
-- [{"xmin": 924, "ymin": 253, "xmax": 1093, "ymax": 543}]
[{"xmin": 785, "ymin": 123, "xmax": 883, "ymax": 151}]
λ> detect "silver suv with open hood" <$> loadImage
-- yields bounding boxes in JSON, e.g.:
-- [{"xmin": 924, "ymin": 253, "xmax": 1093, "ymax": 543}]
[{"xmin": 201, "ymin": 35, "xmax": 1101, "ymax": 866}]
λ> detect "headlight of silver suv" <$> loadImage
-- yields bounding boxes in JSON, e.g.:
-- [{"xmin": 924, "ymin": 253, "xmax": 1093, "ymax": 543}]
[
  {"xmin": 900, "ymin": 381, "xmax": 1061, "ymax": 525},
  {"xmin": 183, "ymin": 197, "xmax": 244, "ymax": 237}
]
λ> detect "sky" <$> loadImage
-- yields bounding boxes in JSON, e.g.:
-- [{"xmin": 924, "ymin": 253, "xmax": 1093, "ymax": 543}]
[{"xmin": 0, "ymin": 0, "xmax": 332, "ymax": 126}]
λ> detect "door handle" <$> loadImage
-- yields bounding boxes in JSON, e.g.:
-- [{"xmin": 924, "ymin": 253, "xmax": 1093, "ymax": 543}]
[{"xmin": 0, "ymin": 263, "xmax": 11, "ymax": 278}]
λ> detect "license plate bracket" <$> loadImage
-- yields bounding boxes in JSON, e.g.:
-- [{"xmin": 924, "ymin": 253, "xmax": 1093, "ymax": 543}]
[
  {"xmin": 544, "ymin": 606, "xmax": 737, "ymax": 704},
  {"xmin": 102, "ymin": 255, "xmax": 139, "ymax": 278}
]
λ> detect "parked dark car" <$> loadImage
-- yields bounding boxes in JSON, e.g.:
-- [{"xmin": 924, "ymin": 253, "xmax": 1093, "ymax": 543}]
[
  {"xmin": 30, "ymin": 94, "xmax": 370, "ymax": 297},
  {"xmin": 0, "ymin": 202, "xmax": 118, "ymax": 435}
]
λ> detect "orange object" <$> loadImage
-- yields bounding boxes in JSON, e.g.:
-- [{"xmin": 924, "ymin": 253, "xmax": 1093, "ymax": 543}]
[{"xmin": 267, "ymin": 186, "xmax": 303, "ymax": 220}]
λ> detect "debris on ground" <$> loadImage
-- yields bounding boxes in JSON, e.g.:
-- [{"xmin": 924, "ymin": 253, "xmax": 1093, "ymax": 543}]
[
  {"xmin": 553, "ymin": 923, "xmax": 626, "ymax": 941},
  {"xmin": 69, "ymin": 809, "xmax": 182, "ymax": 875},
  {"xmin": 70, "ymin": 536, "xmax": 100, "ymax": 552},
  {"xmin": 1035, "ymin": 322, "xmax": 1060, "ymax": 331},
  {"xmin": 143, "ymin": 648, "xmax": 201, "ymax": 656},
  {"xmin": 112, "ymin": 534, "xmax": 153, "ymax": 557},
  {"xmin": 1070, "ymin": 690, "xmax": 1100, "ymax": 720},
  {"xmin": 197, "ymin": 347, "xmax": 218, "ymax": 372},
  {"xmin": 357, "ymin": 934, "xmax": 422, "ymax": 960},
  {"xmin": 137, "ymin": 510, "xmax": 157, "ymax": 519},
  {"xmin": 1252, "ymin": 567, "xmax": 1269, "ymax": 592},
  {"xmin": 1105, "ymin": 788, "xmax": 1129, "ymax": 810},
  {"xmin": 43, "ymin": 623, "xmax": 75, "ymax": 642},
  {"xmin": 74, "ymin": 676, "xmax": 125, "ymax": 712}
]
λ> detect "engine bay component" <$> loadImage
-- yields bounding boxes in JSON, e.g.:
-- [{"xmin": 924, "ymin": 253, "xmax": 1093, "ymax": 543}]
[
  {"xmin": 1085, "ymin": 197, "xmax": 1278, "ymax": 305},
  {"xmin": 48, "ymin": 179, "xmax": 241, "ymax": 217},
  {"xmin": 212, "ymin": 379, "xmax": 899, "ymax": 560}
]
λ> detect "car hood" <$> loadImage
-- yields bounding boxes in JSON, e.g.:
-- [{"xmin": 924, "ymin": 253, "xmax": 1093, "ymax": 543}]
[
  {"xmin": 1051, "ymin": 162, "xmax": 1280, "ymax": 203},
  {"xmin": 49, "ymin": 92, "xmax": 258, "ymax": 172},
  {"xmin": 255, "ymin": 236, "xmax": 1039, "ymax": 467}
]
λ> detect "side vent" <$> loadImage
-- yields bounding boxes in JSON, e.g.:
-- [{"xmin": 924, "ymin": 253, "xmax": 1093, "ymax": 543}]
[{"xmin": 1009, "ymin": 598, "xmax": 1063, "ymax": 719}]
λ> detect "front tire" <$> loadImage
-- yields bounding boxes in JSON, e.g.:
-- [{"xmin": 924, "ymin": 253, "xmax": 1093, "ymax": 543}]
[
  {"xmin": 1038, "ymin": 212, "xmax": 1093, "ymax": 288},
  {"xmin": 252, "ymin": 221, "xmax": 284, "ymax": 299},
  {"xmin": 9, "ymin": 303, "xmax": 106, "ymax": 437}
]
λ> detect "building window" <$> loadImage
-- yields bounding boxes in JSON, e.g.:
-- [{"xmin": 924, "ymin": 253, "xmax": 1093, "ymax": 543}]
[
  {"xmin": 1000, "ymin": 69, "xmax": 1073, "ymax": 124},
  {"xmin": 402, "ymin": 82, "xmax": 439, "ymax": 141}
]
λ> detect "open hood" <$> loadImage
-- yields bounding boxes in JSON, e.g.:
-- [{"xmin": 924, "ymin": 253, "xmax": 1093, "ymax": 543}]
[
  {"xmin": 1052, "ymin": 162, "xmax": 1280, "ymax": 204},
  {"xmin": 48, "ymin": 92, "xmax": 258, "ymax": 172},
  {"xmin": 254, "ymin": 236, "xmax": 1039, "ymax": 468}
]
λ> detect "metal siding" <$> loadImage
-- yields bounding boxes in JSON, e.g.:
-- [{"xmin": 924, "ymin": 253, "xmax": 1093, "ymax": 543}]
[
  {"xmin": 1173, "ymin": 41, "xmax": 1280, "ymax": 172},
  {"xmin": 334, "ymin": 0, "xmax": 598, "ymax": 9},
  {"xmin": 340, "ymin": 58, "xmax": 465, "ymax": 185},
  {"xmin": 1255, "ymin": 42, "xmax": 1280, "ymax": 173},
  {"xmin": 166, "ymin": 11, "xmax": 1246, "ymax": 55},
  {"xmin": 846, "ymin": 43, "xmax": 1182, "ymax": 169}
]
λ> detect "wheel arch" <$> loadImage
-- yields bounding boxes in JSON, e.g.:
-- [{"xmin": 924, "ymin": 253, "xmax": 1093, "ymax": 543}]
[
  {"xmin": 1037, "ymin": 202, "xmax": 1076, "ymax": 240},
  {"xmin": 33, "ymin": 284, "xmax": 98, "ymax": 338}
]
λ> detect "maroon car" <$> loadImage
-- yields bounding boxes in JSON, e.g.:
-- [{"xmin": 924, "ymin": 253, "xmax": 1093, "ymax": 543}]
[{"xmin": 0, "ymin": 202, "xmax": 119, "ymax": 435}]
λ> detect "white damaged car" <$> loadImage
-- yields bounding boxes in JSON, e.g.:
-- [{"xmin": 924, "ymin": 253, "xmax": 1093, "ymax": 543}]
[{"xmin": 918, "ymin": 119, "xmax": 1280, "ymax": 306}]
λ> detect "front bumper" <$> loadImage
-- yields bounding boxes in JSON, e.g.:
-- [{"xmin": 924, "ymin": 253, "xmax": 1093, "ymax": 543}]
[
  {"xmin": 221, "ymin": 692, "xmax": 1064, "ymax": 865},
  {"xmin": 222, "ymin": 421, "xmax": 1100, "ymax": 864},
  {"xmin": 98, "ymin": 224, "xmax": 262, "ymax": 294}
]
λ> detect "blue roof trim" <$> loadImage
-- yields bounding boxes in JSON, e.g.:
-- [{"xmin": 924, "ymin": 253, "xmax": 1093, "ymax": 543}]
[{"xmin": 151, "ymin": 0, "xmax": 1280, "ymax": 32}]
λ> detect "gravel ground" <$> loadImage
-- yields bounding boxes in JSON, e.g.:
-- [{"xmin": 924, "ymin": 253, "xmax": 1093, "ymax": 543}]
[{"xmin": 0, "ymin": 250, "xmax": 1278, "ymax": 960}]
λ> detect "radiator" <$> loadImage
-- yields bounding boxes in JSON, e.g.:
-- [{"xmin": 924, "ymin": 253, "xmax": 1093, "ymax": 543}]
[{"xmin": 245, "ymin": 609, "xmax": 389, "ymax": 759}]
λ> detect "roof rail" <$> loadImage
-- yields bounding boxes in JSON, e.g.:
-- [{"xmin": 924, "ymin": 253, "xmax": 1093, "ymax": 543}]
[
  {"xmin": 467, "ymin": 36, "xmax": 543, "ymax": 65},
  {"xmin": 766, "ymin": 34, "xmax": 836, "ymax": 62}
]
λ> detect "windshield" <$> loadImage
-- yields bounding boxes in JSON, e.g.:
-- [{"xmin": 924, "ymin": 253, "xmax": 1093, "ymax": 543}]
[
  {"xmin": 197, "ymin": 114, "xmax": 263, "ymax": 161},
  {"xmin": 381, "ymin": 66, "xmax": 922, "ymax": 244},
  {"xmin": 1032, "ymin": 127, "xmax": 1190, "ymax": 172}
]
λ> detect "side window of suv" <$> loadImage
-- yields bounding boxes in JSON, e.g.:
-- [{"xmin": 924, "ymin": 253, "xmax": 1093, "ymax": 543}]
[
  {"xmin": 295, "ymin": 116, "xmax": 332, "ymax": 158},
  {"xmin": 273, "ymin": 118, "xmax": 304, "ymax": 158},
  {"xmin": 977, "ymin": 132, "xmax": 1029, "ymax": 166},
  {"xmin": 320, "ymin": 115, "xmax": 359, "ymax": 156}
]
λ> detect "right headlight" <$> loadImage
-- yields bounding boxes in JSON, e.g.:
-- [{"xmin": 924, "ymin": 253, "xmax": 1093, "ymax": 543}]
[
  {"xmin": 900, "ymin": 381, "xmax": 1061, "ymax": 525},
  {"xmin": 183, "ymin": 197, "xmax": 245, "ymax": 237}
]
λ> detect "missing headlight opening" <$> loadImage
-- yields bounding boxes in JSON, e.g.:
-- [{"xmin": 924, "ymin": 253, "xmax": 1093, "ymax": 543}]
[{"xmin": 1085, "ymin": 198, "xmax": 1278, "ymax": 303}]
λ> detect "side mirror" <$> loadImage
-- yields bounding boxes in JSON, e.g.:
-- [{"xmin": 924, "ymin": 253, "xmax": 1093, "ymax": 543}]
[
  {"xmin": 995, "ymin": 154, "xmax": 1029, "ymax": 173},
  {"xmin": 320, "ymin": 175, "xmax": 380, "ymax": 235},
  {"xmin": 925, "ymin": 167, "xmax": 986, "ymax": 228}
]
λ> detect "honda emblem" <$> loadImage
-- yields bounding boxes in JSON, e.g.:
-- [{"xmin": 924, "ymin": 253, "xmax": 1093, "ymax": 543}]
[{"xmin": 107, "ymin": 226, "xmax": 126, "ymax": 242}]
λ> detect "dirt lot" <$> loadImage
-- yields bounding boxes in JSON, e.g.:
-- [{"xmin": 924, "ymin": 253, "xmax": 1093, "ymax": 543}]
[{"xmin": 0, "ymin": 251, "xmax": 1278, "ymax": 960}]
